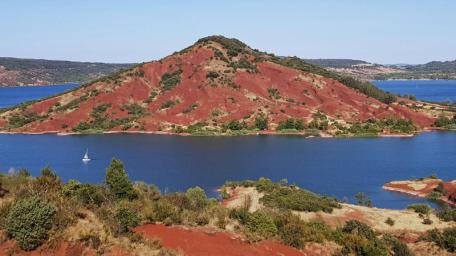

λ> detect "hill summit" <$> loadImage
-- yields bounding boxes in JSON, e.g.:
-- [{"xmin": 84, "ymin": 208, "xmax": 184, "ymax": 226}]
[{"xmin": 0, "ymin": 36, "xmax": 435, "ymax": 136}]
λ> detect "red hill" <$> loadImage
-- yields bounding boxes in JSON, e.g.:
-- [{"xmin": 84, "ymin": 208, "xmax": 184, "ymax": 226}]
[{"xmin": 0, "ymin": 36, "xmax": 435, "ymax": 136}]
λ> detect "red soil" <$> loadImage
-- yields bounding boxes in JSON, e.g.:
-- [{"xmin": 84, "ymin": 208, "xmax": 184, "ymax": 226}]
[
  {"xmin": 135, "ymin": 224, "xmax": 310, "ymax": 256},
  {"xmin": 0, "ymin": 38, "xmax": 435, "ymax": 134}
]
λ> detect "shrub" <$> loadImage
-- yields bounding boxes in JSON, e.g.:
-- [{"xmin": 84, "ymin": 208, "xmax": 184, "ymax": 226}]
[
  {"xmin": 144, "ymin": 91, "xmax": 158, "ymax": 104},
  {"xmin": 276, "ymin": 212, "xmax": 332, "ymax": 249},
  {"xmin": 267, "ymin": 88, "xmax": 281, "ymax": 99},
  {"xmin": 383, "ymin": 234, "xmax": 413, "ymax": 256},
  {"xmin": 5, "ymin": 197, "xmax": 56, "ymax": 250},
  {"xmin": 277, "ymin": 118, "xmax": 305, "ymax": 131},
  {"xmin": 422, "ymin": 218, "xmax": 433, "ymax": 225},
  {"xmin": 245, "ymin": 211, "xmax": 278, "ymax": 240},
  {"xmin": 426, "ymin": 227, "xmax": 456, "ymax": 252},
  {"xmin": 186, "ymin": 186, "xmax": 208, "ymax": 210},
  {"xmin": 222, "ymin": 120, "xmax": 247, "ymax": 131},
  {"xmin": 79, "ymin": 232, "xmax": 102, "ymax": 249},
  {"xmin": 182, "ymin": 103, "xmax": 199, "ymax": 114},
  {"xmin": 150, "ymin": 200, "xmax": 181, "ymax": 224},
  {"xmin": 407, "ymin": 204, "xmax": 431, "ymax": 215},
  {"xmin": 160, "ymin": 100, "xmax": 177, "ymax": 110},
  {"xmin": 105, "ymin": 158, "xmax": 137, "ymax": 200},
  {"xmin": 0, "ymin": 201, "xmax": 13, "ymax": 229},
  {"xmin": 229, "ymin": 59, "xmax": 258, "ymax": 72},
  {"xmin": 427, "ymin": 191, "xmax": 443, "ymax": 201},
  {"xmin": 123, "ymin": 103, "xmax": 148, "ymax": 117},
  {"xmin": 7, "ymin": 111, "xmax": 41, "ymax": 128},
  {"xmin": 254, "ymin": 116, "xmax": 268, "ymax": 130},
  {"xmin": 434, "ymin": 114, "xmax": 456, "ymax": 128},
  {"xmin": 160, "ymin": 70, "xmax": 182, "ymax": 91},
  {"xmin": 76, "ymin": 184, "xmax": 105, "ymax": 206},
  {"xmin": 437, "ymin": 206, "xmax": 456, "ymax": 222},
  {"xmin": 198, "ymin": 36, "xmax": 247, "ymax": 57},
  {"xmin": 354, "ymin": 192, "xmax": 372, "ymax": 207},
  {"xmin": 33, "ymin": 166, "xmax": 62, "ymax": 195},
  {"xmin": 62, "ymin": 179, "xmax": 81, "ymax": 197},
  {"xmin": 115, "ymin": 208, "xmax": 140, "ymax": 233},
  {"xmin": 341, "ymin": 220, "xmax": 376, "ymax": 241},
  {"xmin": 206, "ymin": 71, "xmax": 219, "ymax": 79},
  {"xmin": 260, "ymin": 185, "xmax": 340, "ymax": 213},
  {"xmin": 385, "ymin": 217, "xmax": 395, "ymax": 226}
]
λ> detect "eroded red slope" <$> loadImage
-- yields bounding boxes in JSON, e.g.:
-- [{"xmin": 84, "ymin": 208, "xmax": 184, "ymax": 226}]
[{"xmin": 0, "ymin": 37, "xmax": 435, "ymax": 134}]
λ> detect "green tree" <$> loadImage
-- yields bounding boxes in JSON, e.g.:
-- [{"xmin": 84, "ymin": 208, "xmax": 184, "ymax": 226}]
[
  {"xmin": 255, "ymin": 116, "xmax": 268, "ymax": 130},
  {"xmin": 105, "ymin": 158, "xmax": 137, "ymax": 200},
  {"xmin": 355, "ymin": 192, "xmax": 372, "ymax": 207}
]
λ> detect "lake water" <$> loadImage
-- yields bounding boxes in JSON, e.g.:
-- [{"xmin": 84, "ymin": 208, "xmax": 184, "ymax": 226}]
[
  {"xmin": 1, "ymin": 132, "xmax": 456, "ymax": 209},
  {"xmin": 0, "ymin": 83, "xmax": 79, "ymax": 108},
  {"xmin": 374, "ymin": 80, "xmax": 456, "ymax": 103},
  {"xmin": 1, "ymin": 80, "xmax": 456, "ymax": 209}
]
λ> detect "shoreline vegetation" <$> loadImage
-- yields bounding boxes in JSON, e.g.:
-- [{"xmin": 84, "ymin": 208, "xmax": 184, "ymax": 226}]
[
  {"xmin": 0, "ymin": 126, "xmax": 453, "ymax": 138},
  {"xmin": 0, "ymin": 159, "xmax": 456, "ymax": 255}
]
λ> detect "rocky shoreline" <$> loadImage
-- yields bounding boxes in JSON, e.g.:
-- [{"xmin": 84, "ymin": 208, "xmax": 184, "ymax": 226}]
[{"xmin": 383, "ymin": 178, "xmax": 456, "ymax": 207}]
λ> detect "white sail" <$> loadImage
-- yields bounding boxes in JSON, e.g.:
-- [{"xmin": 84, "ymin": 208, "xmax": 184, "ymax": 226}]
[{"xmin": 82, "ymin": 149, "xmax": 91, "ymax": 162}]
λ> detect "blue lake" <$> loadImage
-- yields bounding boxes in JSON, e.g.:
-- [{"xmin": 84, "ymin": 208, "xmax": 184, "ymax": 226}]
[
  {"xmin": 374, "ymin": 80, "xmax": 456, "ymax": 103},
  {"xmin": 0, "ymin": 83, "xmax": 79, "ymax": 108},
  {"xmin": 1, "ymin": 132, "xmax": 456, "ymax": 209},
  {"xmin": 1, "ymin": 80, "xmax": 456, "ymax": 209}
]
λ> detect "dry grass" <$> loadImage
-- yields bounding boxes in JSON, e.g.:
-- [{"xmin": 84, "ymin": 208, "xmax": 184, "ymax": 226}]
[{"xmin": 224, "ymin": 186, "xmax": 456, "ymax": 234}]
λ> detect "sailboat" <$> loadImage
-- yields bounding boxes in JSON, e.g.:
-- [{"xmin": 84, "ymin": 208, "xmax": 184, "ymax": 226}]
[{"xmin": 82, "ymin": 149, "xmax": 91, "ymax": 162}]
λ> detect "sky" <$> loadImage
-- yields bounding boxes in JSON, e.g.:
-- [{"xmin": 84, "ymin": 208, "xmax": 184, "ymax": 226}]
[{"xmin": 0, "ymin": 0, "xmax": 455, "ymax": 64}]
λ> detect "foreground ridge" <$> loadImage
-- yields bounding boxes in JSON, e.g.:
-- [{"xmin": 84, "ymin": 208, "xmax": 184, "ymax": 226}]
[{"xmin": 0, "ymin": 161, "xmax": 455, "ymax": 255}]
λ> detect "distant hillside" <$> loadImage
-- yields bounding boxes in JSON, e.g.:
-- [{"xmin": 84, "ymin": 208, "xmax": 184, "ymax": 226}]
[
  {"xmin": 0, "ymin": 57, "xmax": 134, "ymax": 86},
  {"xmin": 0, "ymin": 35, "xmax": 435, "ymax": 136},
  {"xmin": 374, "ymin": 60, "xmax": 456, "ymax": 80},
  {"xmin": 305, "ymin": 59, "xmax": 405, "ymax": 81},
  {"xmin": 406, "ymin": 60, "xmax": 456, "ymax": 73},
  {"xmin": 304, "ymin": 59, "xmax": 368, "ymax": 68},
  {"xmin": 308, "ymin": 58, "xmax": 456, "ymax": 80}
]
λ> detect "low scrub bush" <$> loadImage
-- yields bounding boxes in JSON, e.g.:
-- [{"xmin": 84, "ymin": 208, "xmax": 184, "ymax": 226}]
[
  {"xmin": 160, "ymin": 100, "xmax": 177, "ymax": 110},
  {"xmin": 276, "ymin": 213, "xmax": 332, "ymax": 248},
  {"xmin": 267, "ymin": 88, "xmax": 281, "ymax": 99},
  {"xmin": 385, "ymin": 217, "xmax": 395, "ymax": 226},
  {"xmin": 7, "ymin": 111, "xmax": 41, "ymax": 128},
  {"xmin": 354, "ymin": 192, "xmax": 372, "ymax": 207},
  {"xmin": 254, "ymin": 116, "xmax": 268, "ymax": 130},
  {"xmin": 160, "ymin": 70, "xmax": 182, "ymax": 91},
  {"xmin": 437, "ymin": 206, "xmax": 456, "ymax": 222},
  {"xmin": 258, "ymin": 181, "xmax": 340, "ymax": 213},
  {"xmin": 5, "ymin": 197, "xmax": 56, "ymax": 250},
  {"xmin": 245, "ymin": 211, "xmax": 278, "ymax": 240},
  {"xmin": 407, "ymin": 204, "xmax": 431, "ymax": 215},
  {"xmin": 426, "ymin": 227, "xmax": 456, "ymax": 252},
  {"xmin": 186, "ymin": 186, "xmax": 209, "ymax": 210},
  {"xmin": 222, "ymin": 120, "xmax": 247, "ymax": 131},
  {"xmin": 341, "ymin": 220, "xmax": 377, "ymax": 241},
  {"xmin": 115, "ymin": 208, "xmax": 140, "ymax": 233},
  {"xmin": 277, "ymin": 118, "xmax": 305, "ymax": 131}
]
